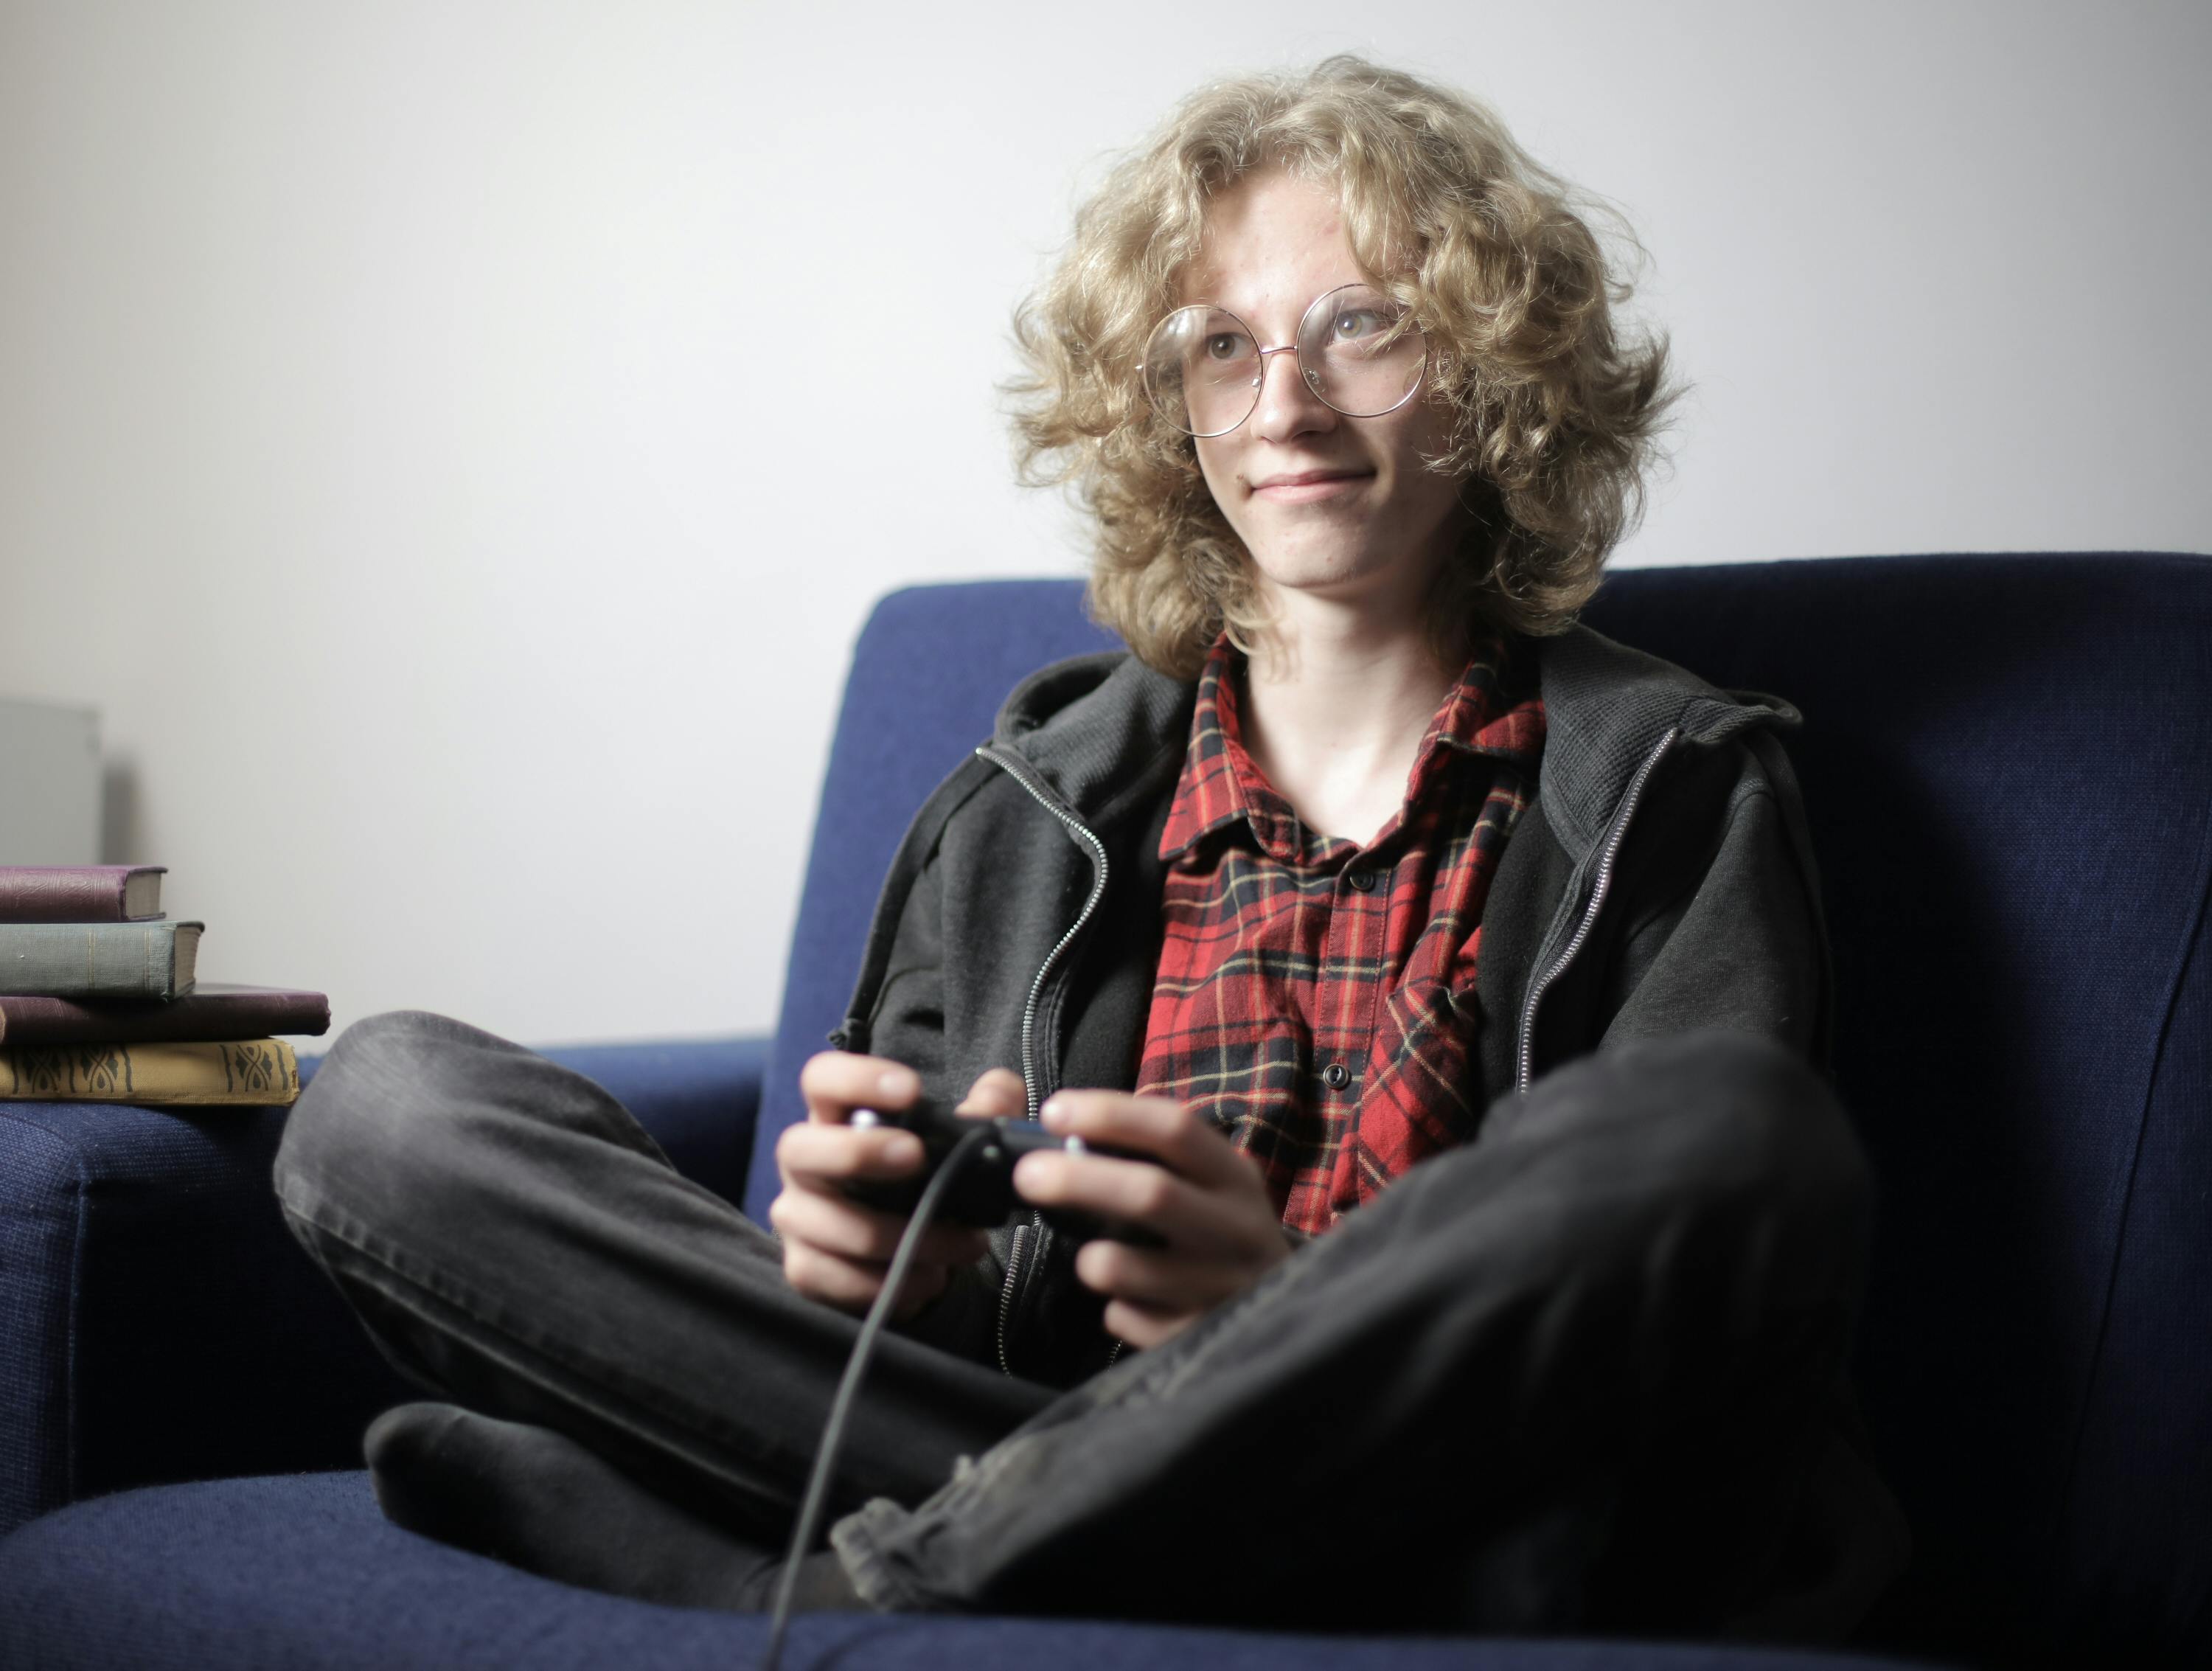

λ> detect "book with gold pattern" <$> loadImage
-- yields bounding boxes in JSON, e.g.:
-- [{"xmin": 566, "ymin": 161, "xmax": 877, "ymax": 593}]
[{"xmin": 0, "ymin": 1038, "xmax": 299, "ymax": 1105}]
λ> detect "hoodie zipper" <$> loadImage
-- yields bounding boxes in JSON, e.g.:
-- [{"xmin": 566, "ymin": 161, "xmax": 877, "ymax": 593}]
[
  {"xmin": 976, "ymin": 743, "xmax": 1113, "ymax": 1375},
  {"xmin": 1515, "ymin": 726, "xmax": 1677, "ymax": 1093}
]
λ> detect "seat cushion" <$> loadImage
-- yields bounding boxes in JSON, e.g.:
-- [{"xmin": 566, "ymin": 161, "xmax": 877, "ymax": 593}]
[{"xmin": 0, "ymin": 1473, "xmax": 1937, "ymax": 1671}]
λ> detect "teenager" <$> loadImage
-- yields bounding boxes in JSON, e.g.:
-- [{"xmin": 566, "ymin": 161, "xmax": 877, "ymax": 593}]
[{"xmin": 274, "ymin": 55, "xmax": 1907, "ymax": 1643}]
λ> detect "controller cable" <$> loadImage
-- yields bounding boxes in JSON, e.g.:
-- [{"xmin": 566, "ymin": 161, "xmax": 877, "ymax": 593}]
[{"xmin": 758, "ymin": 1121, "xmax": 1000, "ymax": 1671}]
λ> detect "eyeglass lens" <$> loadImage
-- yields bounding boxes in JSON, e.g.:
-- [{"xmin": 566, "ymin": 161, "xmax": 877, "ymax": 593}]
[{"xmin": 1141, "ymin": 285, "xmax": 1425, "ymax": 437}]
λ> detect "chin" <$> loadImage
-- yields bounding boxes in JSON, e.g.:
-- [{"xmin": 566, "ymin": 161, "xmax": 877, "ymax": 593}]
[{"xmin": 1246, "ymin": 541, "xmax": 1397, "ymax": 594}]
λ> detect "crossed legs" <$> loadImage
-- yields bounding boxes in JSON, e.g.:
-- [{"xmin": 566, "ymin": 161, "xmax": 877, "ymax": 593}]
[{"xmin": 273, "ymin": 1011, "xmax": 1903, "ymax": 1639}]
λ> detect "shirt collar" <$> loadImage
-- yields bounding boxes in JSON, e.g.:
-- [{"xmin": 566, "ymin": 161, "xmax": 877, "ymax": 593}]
[{"xmin": 1158, "ymin": 628, "xmax": 1545, "ymax": 866}]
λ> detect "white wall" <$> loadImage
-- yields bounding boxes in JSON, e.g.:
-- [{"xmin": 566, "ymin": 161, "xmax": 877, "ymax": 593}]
[{"xmin": 2, "ymin": 1, "xmax": 2205, "ymax": 1049}]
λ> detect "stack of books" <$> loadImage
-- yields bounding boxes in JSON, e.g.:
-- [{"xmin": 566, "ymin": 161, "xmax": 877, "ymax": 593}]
[{"xmin": 0, "ymin": 864, "xmax": 329, "ymax": 1108}]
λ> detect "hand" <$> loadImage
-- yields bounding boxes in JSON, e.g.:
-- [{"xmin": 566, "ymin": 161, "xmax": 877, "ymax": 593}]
[
  {"xmin": 770, "ymin": 1055, "xmax": 1022, "ymax": 1320},
  {"xmin": 1012, "ymin": 1091, "xmax": 1290, "ymax": 1351}
]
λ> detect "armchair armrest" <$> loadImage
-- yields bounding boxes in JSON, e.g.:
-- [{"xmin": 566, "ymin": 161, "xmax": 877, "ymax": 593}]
[{"xmin": 0, "ymin": 1033, "xmax": 768, "ymax": 1538}]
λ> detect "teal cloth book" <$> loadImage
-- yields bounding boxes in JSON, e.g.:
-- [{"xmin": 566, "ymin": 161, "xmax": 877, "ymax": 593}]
[{"xmin": 0, "ymin": 920, "xmax": 204, "ymax": 1000}]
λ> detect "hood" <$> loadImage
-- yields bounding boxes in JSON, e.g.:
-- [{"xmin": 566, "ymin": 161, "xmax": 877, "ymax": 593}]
[
  {"xmin": 986, "ymin": 625, "xmax": 1797, "ymax": 854},
  {"xmin": 988, "ymin": 650, "xmax": 1194, "ymax": 827},
  {"xmin": 1536, "ymin": 623, "xmax": 1801, "ymax": 859}
]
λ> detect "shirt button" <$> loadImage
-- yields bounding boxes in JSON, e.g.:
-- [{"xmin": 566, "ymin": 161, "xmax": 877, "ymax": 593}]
[
  {"xmin": 1346, "ymin": 868, "xmax": 1377, "ymax": 892},
  {"xmin": 1322, "ymin": 1062, "xmax": 1352, "ymax": 1091}
]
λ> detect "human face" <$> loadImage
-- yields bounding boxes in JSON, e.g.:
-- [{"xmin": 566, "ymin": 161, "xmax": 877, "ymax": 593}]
[{"xmin": 1181, "ymin": 170, "xmax": 1469, "ymax": 621}]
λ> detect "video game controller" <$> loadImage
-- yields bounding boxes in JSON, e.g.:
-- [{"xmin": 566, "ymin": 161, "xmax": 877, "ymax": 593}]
[{"xmin": 844, "ymin": 1099, "xmax": 1165, "ymax": 1246}]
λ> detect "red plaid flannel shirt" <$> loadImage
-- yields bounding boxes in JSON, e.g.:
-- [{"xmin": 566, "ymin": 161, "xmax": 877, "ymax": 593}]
[{"xmin": 1132, "ymin": 630, "xmax": 1547, "ymax": 1236}]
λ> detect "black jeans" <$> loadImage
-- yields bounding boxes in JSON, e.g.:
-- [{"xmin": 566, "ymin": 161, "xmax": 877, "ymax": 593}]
[{"xmin": 271, "ymin": 1012, "xmax": 1905, "ymax": 1639}]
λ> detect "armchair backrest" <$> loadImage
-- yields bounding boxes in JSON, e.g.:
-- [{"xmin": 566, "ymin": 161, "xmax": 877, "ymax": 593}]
[
  {"xmin": 754, "ymin": 554, "xmax": 2212, "ymax": 1669},
  {"xmin": 1585, "ymin": 554, "xmax": 2212, "ymax": 1667}
]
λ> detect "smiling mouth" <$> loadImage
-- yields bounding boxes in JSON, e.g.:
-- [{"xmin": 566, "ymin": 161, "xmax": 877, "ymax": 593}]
[{"xmin": 1251, "ymin": 470, "xmax": 1371, "ymax": 500}]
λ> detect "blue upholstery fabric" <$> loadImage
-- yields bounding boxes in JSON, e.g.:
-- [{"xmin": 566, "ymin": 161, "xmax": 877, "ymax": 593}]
[
  {"xmin": 0, "ymin": 1473, "xmax": 1933, "ymax": 1671},
  {"xmin": 0, "ymin": 1035, "xmax": 767, "ymax": 1538},
  {"xmin": 1580, "ymin": 555, "xmax": 2212, "ymax": 1666}
]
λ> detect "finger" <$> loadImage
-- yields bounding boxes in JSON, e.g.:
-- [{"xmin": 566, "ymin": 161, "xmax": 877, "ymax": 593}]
[
  {"xmin": 776, "ymin": 1119, "xmax": 927, "ymax": 1190},
  {"xmin": 782, "ymin": 1240, "xmax": 889, "ymax": 1313},
  {"xmin": 770, "ymin": 1186, "xmax": 990, "ymax": 1268},
  {"xmin": 1019, "ymin": 1147, "xmax": 1279, "ymax": 1260},
  {"xmin": 799, "ymin": 1052, "xmax": 923, "ymax": 1125},
  {"xmin": 1073, "ymin": 1235, "xmax": 1247, "ymax": 1310},
  {"xmin": 1012, "ymin": 1149, "xmax": 1248, "ymax": 1254},
  {"xmin": 1037, "ymin": 1091, "xmax": 1251, "ymax": 1187},
  {"xmin": 1102, "ymin": 1296, "xmax": 1189, "ymax": 1352},
  {"xmin": 956, "ymin": 1067, "xmax": 1026, "ymax": 1119},
  {"xmin": 888, "ymin": 1260, "xmax": 955, "ymax": 1321},
  {"xmin": 785, "ymin": 1242, "xmax": 952, "ymax": 1320}
]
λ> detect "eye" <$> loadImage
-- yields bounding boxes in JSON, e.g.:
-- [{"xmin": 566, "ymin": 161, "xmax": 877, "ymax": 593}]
[
  {"xmin": 1332, "ymin": 308, "xmax": 1389, "ymax": 341},
  {"xmin": 1203, "ymin": 332, "xmax": 1250, "ymax": 361}
]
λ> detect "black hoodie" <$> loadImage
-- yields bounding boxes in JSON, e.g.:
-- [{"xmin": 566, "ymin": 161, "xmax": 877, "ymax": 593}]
[{"xmin": 832, "ymin": 622, "xmax": 1832, "ymax": 1389}]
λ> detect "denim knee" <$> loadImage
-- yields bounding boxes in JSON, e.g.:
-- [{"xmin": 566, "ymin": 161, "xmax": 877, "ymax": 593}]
[
  {"xmin": 1416, "ymin": 1031, "xmax": 1872, "ymax": 1286},
  {"xmin": 272, "ymin": 1009, "xmax": 500, "ymax": 1236},
  {"xmin": 1603, "ymin": 1031, "xmax": 1868, "ymax": 1239}
]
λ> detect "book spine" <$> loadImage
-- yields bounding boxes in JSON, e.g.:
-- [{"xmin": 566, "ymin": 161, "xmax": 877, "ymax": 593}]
[
  {"xmin": 0, "ymin": 867, "xmax": 136, "ymax": 923},
  {"xmin": 0, "ymin": 987, "xmax": 331, "ymax": 1046},
  {"xmin": 0, "ymin": 922, "xmax": 200, "ymax": 999},
  {"xmin": 0, "ymin": 1039, "xmax": 299, "ymax": 1105}
]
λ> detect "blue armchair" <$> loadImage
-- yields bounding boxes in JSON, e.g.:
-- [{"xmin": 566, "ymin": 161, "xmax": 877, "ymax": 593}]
[{"xmin": 3, "ymin": 555, "xmax": 2207, "ymax": 1670}]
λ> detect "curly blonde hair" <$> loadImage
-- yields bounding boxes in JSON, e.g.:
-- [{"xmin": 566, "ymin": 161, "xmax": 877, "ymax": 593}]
[{"xmin": 1008, "ymin": 55, "xmax": 1675, "ymax": 677}]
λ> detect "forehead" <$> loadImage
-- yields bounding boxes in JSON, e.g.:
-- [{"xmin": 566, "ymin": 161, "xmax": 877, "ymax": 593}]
[{"xmin": 1180, "ymin": 170, "xmax": 1361, "ymax": 310}]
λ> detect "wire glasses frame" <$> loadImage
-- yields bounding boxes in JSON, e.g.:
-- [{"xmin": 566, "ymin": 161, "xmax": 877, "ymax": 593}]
[{"xmin": 1140, "ymin": 283, "xmax": 1430, "ymax": 438}]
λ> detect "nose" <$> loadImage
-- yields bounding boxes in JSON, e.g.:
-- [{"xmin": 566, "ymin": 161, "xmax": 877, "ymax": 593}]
[{"xmin": 1248, "ymin": 342, "xmax": 1335, "ymax": 442}]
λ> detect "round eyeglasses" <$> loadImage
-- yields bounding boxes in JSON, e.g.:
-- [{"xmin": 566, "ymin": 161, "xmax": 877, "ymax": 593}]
[{"xmin": 1140, "ymin": 284, "xmax": 1428, "ymax": 438}]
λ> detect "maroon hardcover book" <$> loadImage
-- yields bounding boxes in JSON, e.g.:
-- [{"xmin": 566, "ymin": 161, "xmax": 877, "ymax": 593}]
[
  {"xmin": 0, "ymin": 865, "xmax": 167, "ymax": 923},
  {"xmin": 0, "ymin": 982, "xmax": 330, "ymax": 1046}
]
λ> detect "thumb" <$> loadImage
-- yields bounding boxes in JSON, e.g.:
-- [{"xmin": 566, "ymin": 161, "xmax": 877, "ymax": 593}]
[{"xmin": 957, "ymin": 1067, "xmax": 1027, "ymax": 1119}]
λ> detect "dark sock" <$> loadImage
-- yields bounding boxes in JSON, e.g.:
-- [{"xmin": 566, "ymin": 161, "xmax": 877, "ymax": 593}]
[{"xmin": 364, "ymin": 1401, "xmax": 863, "ymax": 1613}]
